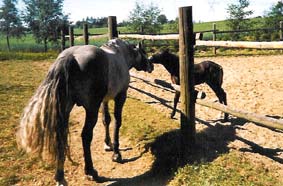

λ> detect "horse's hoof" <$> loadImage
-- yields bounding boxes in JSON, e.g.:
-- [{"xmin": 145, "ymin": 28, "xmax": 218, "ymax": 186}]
[
  {"xmin": 85, "ymin": 169, "xmax": 99, "ymax": 181},
  {"xmin": 56, "ymin": 179, "xmax": 68, "ymax": 186},
  {"xmin": 112, "ymin": 153, "xmax": 122, "ymax": 163},
  {"xmin": 104, "ymin": 143, "xmax": 113, "ymax": 151},
  {"xmin": 223, "ymin": 117, "xmax": 229, "ymax": 122}
]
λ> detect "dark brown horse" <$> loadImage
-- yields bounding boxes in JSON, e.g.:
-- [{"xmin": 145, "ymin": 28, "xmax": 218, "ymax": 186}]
[
  {"xmin": 149, "ymin": 49, "xmax": 228, "ymax": 121},
  {"xmin": 16, "ymin": 39, "xmax": 153, "ymax": 185}
]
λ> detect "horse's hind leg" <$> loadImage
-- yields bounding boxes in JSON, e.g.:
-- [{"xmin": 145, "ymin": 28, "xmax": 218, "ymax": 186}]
[
  {"xmin": 171, "ymin": 91, "xmax": 180, "ymax": 118},
  {"xmin": 112, "ymin": 91, "xmax": 127, "ymax": 162},
  {"xmin": 101, "ymin": 102, "xmax": 113, "ymax": 151},
  {"xmin": 55, "ymin": 103, "xmax": 74, "ymax": 186},
  {"xmin": 221, "ymin": 88, "xmax": 229, "ymax": 121},
  {"xmin": 81, "ymin": 106, "xmax": 100, "ymax": 180},
  {"xmin": 208, "ymin": 83, "xmax": 229, "ymax": 121}
]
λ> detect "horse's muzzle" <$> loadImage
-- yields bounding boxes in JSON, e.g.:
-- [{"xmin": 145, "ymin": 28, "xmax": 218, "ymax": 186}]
[{"xmin": 147, "ymin": 62, "xmax": 154, "ymax": 73}]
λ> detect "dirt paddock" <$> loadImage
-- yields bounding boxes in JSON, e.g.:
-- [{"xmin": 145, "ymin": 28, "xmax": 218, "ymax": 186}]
[
  {"xmin": 36, "ymin": 55, "xmax": 282, "ymax": 186},
  {"xmin": 128, "ymin": 54, "xmax": 283, "ymax": 180}
]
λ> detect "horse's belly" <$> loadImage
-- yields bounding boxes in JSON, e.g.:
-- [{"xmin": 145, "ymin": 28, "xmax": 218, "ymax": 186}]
[{"xmin": 103, "ymin": 76, "xmax": 129, "ymax": 101}]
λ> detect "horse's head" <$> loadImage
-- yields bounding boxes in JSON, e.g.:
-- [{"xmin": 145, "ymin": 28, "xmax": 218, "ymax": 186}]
[
  {"xmin": 148, "ymin": 48, "xmax": 171, "ymax": 64},
  {"xmin": 132, "ymin": 42, "xmax": 154, "ymax": 73}
]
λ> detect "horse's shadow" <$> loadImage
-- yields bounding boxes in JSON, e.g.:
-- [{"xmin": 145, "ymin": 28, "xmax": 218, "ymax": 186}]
[
  {"xmin": 97, "ymin": 118, "xmax": 237, "ymax": 185},
  {"xmin": 98, "ymin": 116, "xmax": 283, "ymax": 185},
  {"xmin": 120, "ymin": 86, "xmax": 283, "ymax": 185}
]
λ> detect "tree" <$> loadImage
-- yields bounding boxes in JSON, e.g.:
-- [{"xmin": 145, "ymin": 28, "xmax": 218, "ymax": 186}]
[
  {"xmin": 157, "ymin": 14, "xmax": 168, "ymax": 24},
  {"xmin": 226, "ymin": 0, "xmax": 253, "ymax": 40},
  {"xmin": 0, "ymin": 0, "xmax": 25, "ymax": 51},
  {"xmin": 23, "ymin": 0, "xmax": 68, "ymax": 52},
  {"xmin": 128, "ymin": 2, "xmax": 162, "ymax": 33},
  {"xmin": 263, "ymin": 1, "xmax": 283, "ymax": 40}
]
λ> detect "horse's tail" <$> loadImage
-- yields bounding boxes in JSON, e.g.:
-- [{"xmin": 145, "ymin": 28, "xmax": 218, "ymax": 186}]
[{"xmin": 16, "ymin": 54, "xmax": 76, "ymax": 162}]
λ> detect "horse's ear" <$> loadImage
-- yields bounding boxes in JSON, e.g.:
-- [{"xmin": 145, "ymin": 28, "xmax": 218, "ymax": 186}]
[
  {"xmin": 161, "ymin": 48, "xmax": 170, "ymax": 54},
  {"xmin": 137, "ymin": 40, "xmax": 144, "ymax": 49}
]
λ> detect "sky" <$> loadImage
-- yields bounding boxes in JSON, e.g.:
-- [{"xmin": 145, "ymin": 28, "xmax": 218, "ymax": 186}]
[
  {"xmin": 0, "ymin": 0, "xmax": 281, "ymax": 23},
  {"xmin": 62, "ymin": 0, "xmax": 280, "ymax": 23}
]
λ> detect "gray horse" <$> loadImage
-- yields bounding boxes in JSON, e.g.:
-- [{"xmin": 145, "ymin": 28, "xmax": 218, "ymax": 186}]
[{"xmin": 16, "ymin": 39, "xmax": 153, "ymax": 185}]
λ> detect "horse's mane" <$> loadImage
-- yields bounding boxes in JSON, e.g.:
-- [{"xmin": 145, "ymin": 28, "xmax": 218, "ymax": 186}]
[{"xmin": 101, "ymin": 39, "xmax": 134, "ymax": 53}]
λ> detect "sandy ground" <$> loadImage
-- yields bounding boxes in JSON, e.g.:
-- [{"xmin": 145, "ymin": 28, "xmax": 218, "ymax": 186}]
[
  {"xmin": 128, "ymin": 54, "xmax": 283, "ymax": 182},
  {"xmin": 30, "ymin": 55, "xmax": 283, "ymax": 185}
]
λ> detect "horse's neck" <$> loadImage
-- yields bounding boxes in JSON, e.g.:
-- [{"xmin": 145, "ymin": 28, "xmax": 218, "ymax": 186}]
[
  {"xmin": 101, "ymin": 45, "xmax": 132, "ymax": 70},
  {"xmin": 162, "ymin": 55, "xmax": 179, "ymax": 77}
]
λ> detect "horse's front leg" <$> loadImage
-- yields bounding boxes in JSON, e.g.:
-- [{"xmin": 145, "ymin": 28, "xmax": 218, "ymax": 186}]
[
  {"xmin": 81, "ymin": 108, "xmax": 99, "ymax": 180},
  {"xmin": 101, "ymin": 102, "xmax": 113, "ymax": 151},
  {"xmin": 112, "ymin": 91, "xmax": 127, "ymax": 162},
  {"xmin": 171, "ymin": 91, "xmax": 180, "ymax": 118},
  {"xmin": 171, "ymin": 76, "xmax": 180, "ymax": 118}
]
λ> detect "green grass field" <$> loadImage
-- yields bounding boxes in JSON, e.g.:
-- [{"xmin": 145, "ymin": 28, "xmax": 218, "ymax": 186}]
[{"xmin": 0, "ymin": 58, "xmax": 282, "ymax": 185}]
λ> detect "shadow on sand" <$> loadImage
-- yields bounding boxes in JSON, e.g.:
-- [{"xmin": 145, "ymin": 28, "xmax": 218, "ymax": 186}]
[{"xmin": 105, "ymin": 85, "xmax": 283, "ymax": 185}]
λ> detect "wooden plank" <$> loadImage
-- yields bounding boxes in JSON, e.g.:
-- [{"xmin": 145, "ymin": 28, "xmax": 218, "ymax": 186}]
[
  {"xmin": 130, "ymin": 72, "xmax": 180, "ymax": 92},
  {"xmin": 119, "ymin": 34, "xmax": 179, "ymax": 40},
  {"xmin": 119, "ymin": 33, "xmax": 202, "ymax": 40},
  {"xmin": 196, "ymin": 40, "xmax": 283, "ymax": 49},
  {"xmin": 196, "ymin": 99, "xmax": 283, "ymax": 130}
]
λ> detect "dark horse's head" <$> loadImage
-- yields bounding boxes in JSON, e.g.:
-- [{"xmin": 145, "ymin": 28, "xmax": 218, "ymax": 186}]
[
  {"xmin": 132, "ymin": 42, "xmax": 154, "ymax": 73},
  {"xmin": 148, "ymin": 48, "xmax": 178, "ymax": 65}
]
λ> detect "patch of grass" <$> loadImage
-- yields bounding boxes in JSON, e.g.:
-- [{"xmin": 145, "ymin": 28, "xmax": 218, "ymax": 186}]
[
  {"xmin": 0, "ymin": 51, "xmax": 58, "ymax": 61},
  {"xmin": 0, "ymin": 60, "xmax": 52, "ymax": 185},
  {"xmin": 169, "ymin": 152, "xmax": 280, "ymax": 186}
]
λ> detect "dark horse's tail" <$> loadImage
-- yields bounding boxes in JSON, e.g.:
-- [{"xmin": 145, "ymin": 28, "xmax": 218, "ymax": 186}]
[{"xmin": 16, "ymin": 54, "xmax": 76, "ymax": 162}]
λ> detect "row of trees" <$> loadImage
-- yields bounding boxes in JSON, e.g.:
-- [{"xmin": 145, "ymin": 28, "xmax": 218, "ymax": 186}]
[
  {"xmin": 1, "ymin": 0, "xmax": 283, "ymax": 51},
  {"xmin": 0, "ymin": 0, "xmax": 68, "ymax": 51},
  {"xmin": 225, "ymin": 0, "xmax": 283, "ymax": 41}
]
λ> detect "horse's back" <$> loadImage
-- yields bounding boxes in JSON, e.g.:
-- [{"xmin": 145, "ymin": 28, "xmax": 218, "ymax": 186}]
[
  {"xmin": 195, "ymin": 60, "xmax": 223, "ymax": 86},
  {"xmin": 57, "ymin": 45, "xmax": 109, "ymax": 108},
  {"xmin": 58, "ymin": 45, "xmax": 130, "ymax": 105}
]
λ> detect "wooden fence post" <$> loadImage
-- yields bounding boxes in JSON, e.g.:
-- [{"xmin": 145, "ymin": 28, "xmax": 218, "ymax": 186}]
[
  {"xmin": 60, "ymin": 29, "xmax": 65, "ymax": 51},
  {"xmin": 212, "ymin": 23, "xmax": 217, "ymax": 55},
  {"xmin": 179, "ymin": 6, "xmax": 196, "ymax": 153},
  {"xmin": 69, "ymin": 25, "xmax": 74, "ymax": 47},
  {"xmin": 83, "ymin": 23, "xmax": 89, "ymax": 45},
  {"xmin": 108, "ymin": 16, "xmax": 118, "ymax": 39},
  {"xmin": 280, "ymin": 21, "xmax": 283, "ymax": 41}
]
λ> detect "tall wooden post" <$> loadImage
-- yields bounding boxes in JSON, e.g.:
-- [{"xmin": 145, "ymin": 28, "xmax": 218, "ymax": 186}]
[
  {"xmin": 69, "ymin": 25, "xmax": 74, "ymax": 47},
  {"xmin": 83, "ymin": 23, "xmax": 89, "ymax": 45},
  {"xmin": 178, "ymin": 6, "xmax": 196, "ymax": 153},
  {"xmin": 212, "ymin": 23, "xmax": 217, "ymax": 55},
  {"xmin": 280, "ymin": 21, "xmax": 283, "ymax": 41},
  {"xmin": 108, "ymin": 16, "xmax": 118, "ymax": 39},
  {"xmin": 60, "ymin": 29, "xmax": 65, "ymax": 51}
]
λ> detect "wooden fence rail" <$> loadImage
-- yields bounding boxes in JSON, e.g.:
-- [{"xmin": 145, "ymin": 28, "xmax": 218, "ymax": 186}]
[
  {"xmin": 196, "ymin": 40, "xmax": 283, "ymax": 49},
  {"xmin": 196, "ymin": 99, "xmax": 283, "ymax": 130},
  {"xmin": 130, "ymin": 72, "xmax": 283, "ymax": 131}
]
